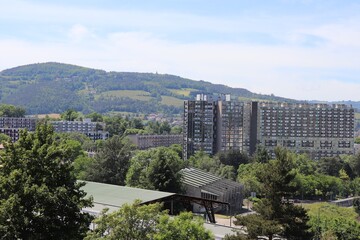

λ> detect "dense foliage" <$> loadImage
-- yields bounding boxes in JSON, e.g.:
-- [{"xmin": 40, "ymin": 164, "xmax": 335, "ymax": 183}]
[
  {"xmin": 84, "ymin": 136, "xmax": 135, "ymax": 185},
  {"xmin": 0, "ymin": 104, "xmax": 25, "ymax": 117},
  {"xmin": 85, "ymin": 200, "xmax": 213, "ymax": 240},
  {"xmin": 0, "ymin": 124, "xmax": 93, "ymax": 239},
  {"xmin": 228, "ymin": 147, "xmax": 313, "ymax": 240},
  {"xmin": 305, "ymin": 202, "xmax": 360, "ymax": 240},
  {"xmin": 126, "ymin": 147, "xmax": 184, "ymax": 193}
]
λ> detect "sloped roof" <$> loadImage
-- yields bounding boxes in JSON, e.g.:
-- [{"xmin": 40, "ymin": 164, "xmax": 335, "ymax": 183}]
[
  {"xmin": 81, "ymin": 181, "xmax": 176, "ymax": 213},
  {"xmin": 180, "ymin": 168, "xmax": 243, "ymax": 195},
  {"xmin": 181, "ymin": 168, "xmax": 223, "ymax": 188}
]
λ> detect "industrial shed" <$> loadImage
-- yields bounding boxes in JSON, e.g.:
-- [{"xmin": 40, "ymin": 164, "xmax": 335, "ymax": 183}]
[
  {"xmin": 81, "ymin": 181, "xmax": 237, "ymax": 239},
  {"xmin": 181, "ymin": 168, "xmax": 244, "ymax": 213}
]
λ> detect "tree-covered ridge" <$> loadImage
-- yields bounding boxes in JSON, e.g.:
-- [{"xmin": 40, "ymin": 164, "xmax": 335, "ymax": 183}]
[{"xmin": 0, "ymin": 62, "xmax": 293, "ymax": 114}]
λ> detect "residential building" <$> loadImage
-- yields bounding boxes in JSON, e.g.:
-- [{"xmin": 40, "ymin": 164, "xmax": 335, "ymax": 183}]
[
  {"xmin": 183, "ymin": 94, "xmax": 216, "ymax": 159},
  {"xmin": 256, "ymin": 102, "xmax": 355, "ymax": 159},
  {"xmin": 50, "ymin": 118, "xmax": 109, "ymax": 140},
  {"xmin": 0, "ymin": 117, "xmax": 109, "ymax": 141},
  {"xmin": 127, "ymin": 134, "xmax": 182, "ymax": 150},
  {"xmin": 0, "ymin": 128, "xmax": 21, "ymax": 142},
  {"xmin": 183, "ymin": 95, "xmax": 355, "ymax": 160},
  {"xmin": 0, "ymin": 117, "xmax": 37, "ymax": 142},
  {"xmin": 216, "ymin": 95, "xmax": 252, "ymax": 154}
]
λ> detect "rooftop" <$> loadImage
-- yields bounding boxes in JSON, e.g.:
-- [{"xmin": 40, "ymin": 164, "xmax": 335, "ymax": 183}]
[
  {"xmin": 81, "ymin": 181, "xmax": 176, "ymax": 214},
  {"xmin": 181, "ymin": 168, "xmax": 223, "ymax": 188}
]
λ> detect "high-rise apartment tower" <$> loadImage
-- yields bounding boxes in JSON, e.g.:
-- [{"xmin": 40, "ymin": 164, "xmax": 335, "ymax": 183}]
[{"xmin": 183, "ymin": 95, "xmax": 355, "ymax": 160}]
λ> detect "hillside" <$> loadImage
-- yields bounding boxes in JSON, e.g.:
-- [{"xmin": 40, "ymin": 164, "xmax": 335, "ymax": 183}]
[{"xmin": 0, "ymin": 62, "xmax": 354, "ymax": 115}]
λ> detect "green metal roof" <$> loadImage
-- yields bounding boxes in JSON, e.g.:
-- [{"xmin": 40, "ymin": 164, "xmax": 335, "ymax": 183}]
[
  {"xmin": 181, "ymin": 168, "xmax": 223, "ymax": 188},
  {"xmin": 80, "ymin": 181, "xmax": 176, "ymax": 213}
]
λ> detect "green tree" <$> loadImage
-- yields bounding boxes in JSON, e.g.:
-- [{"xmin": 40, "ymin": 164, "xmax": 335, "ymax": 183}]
[
  {"xmin": 292, "ymin": 173, "xmax": 318, "ymax": 199},
  {"xmin": 353, "ymin": 198, "xmax": 360, "ymax": 215},
  {"xmin": 315, "ymin": 174, "xmax": 342, "ymax": 200},
  {"xmin": 187, "ymin": 151, "xmax": 221, "ymax": 174},
  {"xmin": 126, "ymin": 147, "xmax": 184, "ymax": 193},
  {"xmin": 85, "ymin": 200, "xmax": 164, "ymax": 240},
  {"xmin": 0, "ymin": 104, "xmax": 26, "ymax": 117},
  {"xmin": 86, "ymin": 112, "xmax": 104, "ymax": 122},
  {"xmin": 237, "ymin": 163, "xmax": 263, "ymax": 197},
  {"xmin": 73, "ymin": 155, "xmax": 95, "ymax": 180},
  {"xmin": 61, "ymin": 109, "xmax": 79, "ymax": 121},
  {"xmin": 217, "ymin": 149, "xmax": 249, "ymax": 169},
  {"xmin": 104, "ymin": 115, "xmax": 129, "ymax": 137},
  {"xmin": 0, "ymin": 133, "xmax": 11, "ymax": 144},
  {"xmin": 170, "ymin": 125, "xmax": 182, "ymax": 134},
  {"xmin": 294, "ymin": 153, "xmax": 317, "ymax": 175},
  {"xmin": 86, "ymin": 136, "xmax": 134, "ymax": 185},
  {"xmin": 350, "ymin": 153, "xmax": 360, "ymax": 177},
  {"xmin": 130, "ymin": 118, "xmax": 144, "ymax": 130},
  {"xmin": 234, "ymin": 213, "xmax": 282, "ymax": 240},
  {"xmin": 231, "ymin": 147, "xmax": 313, "ymax": 240},
  {"xmin": 317, "ymin": 157, "xmax": 345, "ymax": 177},
  {"xmin": 0, "ymin": 124, "xmax": 93, "ymax": 239},
  {"xmin": 306, "ymin": 203, "xmax": 360, "ymax": 240},
  {"xmin": 85, "ymin": 201, "xmax": 213, "ymax": 240},
  {"xmin": 154, "ymin": 212, "xmax": 213, "ymax": 240},
  {"xmin": 350, "ymin": 177, "xmax": 360, "ymax": 196},
  {"xmin": 159, "ymin": 121, "xmax": 171, "ymax": 134},
  {"xmin": 252, "ymin": 145, "xmax": 270, "ymax": 163}
]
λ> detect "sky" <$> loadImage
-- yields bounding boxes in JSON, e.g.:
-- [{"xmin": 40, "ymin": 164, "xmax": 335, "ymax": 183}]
[{"xmin": 1, "ymin": 0, "xmax": 360, "ymax": 101}]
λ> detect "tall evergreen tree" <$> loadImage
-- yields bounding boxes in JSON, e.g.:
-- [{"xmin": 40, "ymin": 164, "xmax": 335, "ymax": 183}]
[
  {"xmin": 0, "ymin": 124, "xmax": 93, "ymax": 239},
  {"xmin": 85, "ymin": 136, "xmax": 135, "ymax": 185},
  {"xmin": 230, "ymin": 147, "xmax": 313, "ymax": 240}
]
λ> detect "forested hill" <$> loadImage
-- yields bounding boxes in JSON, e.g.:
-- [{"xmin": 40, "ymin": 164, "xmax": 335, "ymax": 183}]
[{"xmin": 0, "ymin": 62, "xmax": 311, "ymax": 114}]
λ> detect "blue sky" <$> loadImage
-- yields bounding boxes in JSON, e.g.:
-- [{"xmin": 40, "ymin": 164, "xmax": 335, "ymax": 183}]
[{"xmin": 1, "ymin": 0, "xmax": 360, "ymax": 101}]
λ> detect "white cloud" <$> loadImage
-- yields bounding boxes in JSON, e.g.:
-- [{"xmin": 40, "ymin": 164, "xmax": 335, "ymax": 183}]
[
  {"xmin": 1, "ymin": 1, "xmax": 360, "ymax": 101},
  {"xmin": 67, "ymin": 24, "xmax": 93, "ymax": 43},
  {"xmin": 1, "ymin": 30, "xmax": 360, "ymax": 101}
]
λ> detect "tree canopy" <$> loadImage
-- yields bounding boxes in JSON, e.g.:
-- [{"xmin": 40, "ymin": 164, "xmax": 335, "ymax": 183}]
[
  {"xmin": 126, "ymin": 147, "xmax": 184, "ymax": 193},
  {"xmin": 0, "ymin": 104, "xmax": 26, "ymax": 117},
  {"xmin": 229, "ymin": 147, "xmax": 313, "ymax": 240},
  {"xmin": 85, "ymin": 136, "xmax": 135, "ymax": 185},
  {"xmin": 85, "ymin": 200, "xmax": 213, "ymax": 240},
  {"xmin": 0, "ymin": 124, "xmax": 93, "ymax": 239}
]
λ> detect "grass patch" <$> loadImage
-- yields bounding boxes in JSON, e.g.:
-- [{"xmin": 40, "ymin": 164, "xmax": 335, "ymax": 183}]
[
  {"xmin": 161, "ymin": 96, "xmax": 184, "ymax": 107},
  {"xmin": 32, "ymin": 113, "xmax": 61, "ymax": 119},
  {"xmin": 355, "ymin": 112, "xmax": 360, "ymax": 120},
  {"xmin": 95, "ymin": 90, "xmax": 153, "ymax": 101},
  {"xmin": 238, "ymin": 96, "xmax": 273, "ymax": 102},
  {"xmin": 169, "ymin": 88, "xmax": 197, "ymax": 97},
  {"xmin": 303, "ymin": 202, "xmax": 358, "ymax": 221}
]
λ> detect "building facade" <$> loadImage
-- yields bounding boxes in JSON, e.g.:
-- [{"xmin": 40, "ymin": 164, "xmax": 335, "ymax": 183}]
[
  {"xmin": 256, "ymin": 102, "xmax": 354, "ymax": 159},
  {"xmin": 217, "ymin": 95, "xmax": 246, "ymax": 153},
  {"xmin": 183, "ymin": 94, "xmax": 216, "ymax": 159},
  {"xmin": 183, "ymin": 95, "xmax": 355, "ymax": 160},
  {"xmin": 0, "ymin": 117, "xmax": 37, "ymax": 130},
  {"xmin": 0, "ymin": 117, "xmax": 109, "ymax": 142},
  {"xmin": 49, "ymin": 119, "xmax": 109, "ymax": 140},
  {"xmin": 0, "ymin": 117, "xmax": 37, "ymax": 142},
  {"xmin": 127, "ymin": 134, "xmax": 182, "ymax": 149}
]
